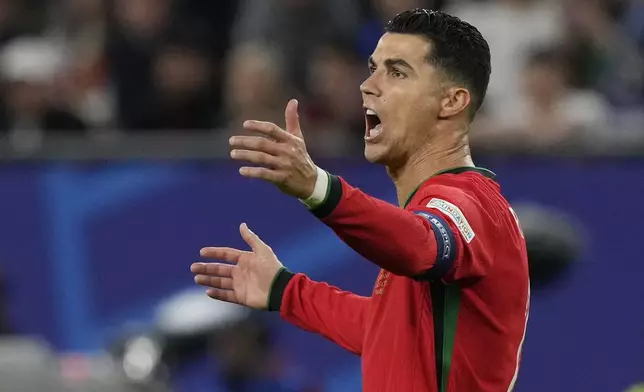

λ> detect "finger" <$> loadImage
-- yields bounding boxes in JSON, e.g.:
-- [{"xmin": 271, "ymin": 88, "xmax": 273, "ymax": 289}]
[
  {"xmin": 199, "ymin": 247, "xmax": 244, "ymax": 263},
  {"xmin": 194, "ymin": 274, "xmax": 234, "ymax": 290},
  {"xmin": 229, "ymin": 136, "xmax": 284, "ymax": 156},
  {"xmin": 239, "ymin": 222, "xmax": 267, "ymax": 252},
  {"xmin": 191, "ymin": 262, "xmax": 234, "ymax": 277},
  {"xmin": 285, "ymin": 99, "xmax": 303, "ymax": 139},
  {"xmin": 206, "ymin": 288, "xmax": 240, "ymax": 305},
  {"xmin": 242, "ymin": 121, "xmax": 293, "ymax": 142},
  {"xmin": 238, "ymin": 166, "xmax": 284, "ymax": 183},
  {"xmin": 230, "ymin": 149, "xmax": 285, "ymax": 169}
]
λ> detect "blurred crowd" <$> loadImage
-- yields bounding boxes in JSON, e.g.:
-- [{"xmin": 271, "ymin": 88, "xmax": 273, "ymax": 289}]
[
  {"xmin": 0, "ymin": 0, "xmax": 643, "ymax": 156},
  {"xmin": 0, "ymin": 0, "xmax": 644, "ymax": 154}
]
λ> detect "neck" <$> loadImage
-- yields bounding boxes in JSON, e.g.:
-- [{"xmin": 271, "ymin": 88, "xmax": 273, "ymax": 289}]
[{"xmin": 387, "ymin": 132, "xmax": 474, "ymax": 207}]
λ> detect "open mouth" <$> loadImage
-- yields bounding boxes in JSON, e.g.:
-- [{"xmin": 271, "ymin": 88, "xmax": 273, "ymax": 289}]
[{"xmin": 365, "ymin": 108, "xmax": 383, "ymax": 140}]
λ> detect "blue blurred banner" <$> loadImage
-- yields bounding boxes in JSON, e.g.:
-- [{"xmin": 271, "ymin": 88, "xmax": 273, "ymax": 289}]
[{"xmin": 1, "ymin": 158, "xmax": 643, "ymax": 391}]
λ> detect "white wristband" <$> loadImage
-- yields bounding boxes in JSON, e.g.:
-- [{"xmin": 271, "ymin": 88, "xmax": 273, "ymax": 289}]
[{"xmin": 299, "ymin": 166, "xmax": 329, "ymax": 209}]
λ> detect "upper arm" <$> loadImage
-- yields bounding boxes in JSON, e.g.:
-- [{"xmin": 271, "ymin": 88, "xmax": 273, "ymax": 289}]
[{"xmin": 410, "ymin": 188, "xmax": 498, "ymax": 283}]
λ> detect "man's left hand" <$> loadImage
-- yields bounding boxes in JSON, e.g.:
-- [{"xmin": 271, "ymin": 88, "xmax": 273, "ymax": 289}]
[{"xmin": 230, "ymin": 99, "xmax": 318, "ymax": 199}]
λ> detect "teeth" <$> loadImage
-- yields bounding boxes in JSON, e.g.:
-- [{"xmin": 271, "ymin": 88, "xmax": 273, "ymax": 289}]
[{"xmin": 366, "ymin": 109, "xmax": 377, "ymax": 116}]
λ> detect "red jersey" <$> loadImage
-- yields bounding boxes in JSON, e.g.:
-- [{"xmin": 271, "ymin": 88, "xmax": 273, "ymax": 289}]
[{"xmin": 268, "ymin": 167, "xmax": 530, "ymax": 392}]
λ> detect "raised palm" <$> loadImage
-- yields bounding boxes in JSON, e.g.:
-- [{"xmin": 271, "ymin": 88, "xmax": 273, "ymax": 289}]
[{"xmin": 191, "ymin": 223, "xmax": 284, "ymax": 310}]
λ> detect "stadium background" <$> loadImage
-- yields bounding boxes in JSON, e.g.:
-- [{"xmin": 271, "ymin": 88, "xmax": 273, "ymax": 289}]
[{"xmin": 0, "ymin": 0, "xmax": 643, "ymax": 391}]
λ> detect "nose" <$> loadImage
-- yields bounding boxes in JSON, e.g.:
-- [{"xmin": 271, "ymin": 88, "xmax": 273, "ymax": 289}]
[{"xmin": 360, "ymin": 74, "xmax": 380, "ymax": 97}]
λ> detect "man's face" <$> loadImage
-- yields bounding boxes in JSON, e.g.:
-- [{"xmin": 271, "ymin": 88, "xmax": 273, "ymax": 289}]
[{"xmin": 361, "ymin": 33, "xmax": 443, "ymax": 166}]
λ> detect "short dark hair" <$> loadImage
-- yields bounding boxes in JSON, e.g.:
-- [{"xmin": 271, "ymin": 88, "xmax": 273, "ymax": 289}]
[{"xmin": 385, "ymin": 9, "xmax": 491, "ymax": 118}]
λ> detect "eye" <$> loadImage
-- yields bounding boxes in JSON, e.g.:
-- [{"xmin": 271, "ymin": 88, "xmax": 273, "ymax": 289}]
[
  {"xmin": 368, "ymin": 65, "xmax": 377, "ymax": 74},
  {"xmin": 390, "ymin": 69, "xmax": 406, "ymax": 79}
]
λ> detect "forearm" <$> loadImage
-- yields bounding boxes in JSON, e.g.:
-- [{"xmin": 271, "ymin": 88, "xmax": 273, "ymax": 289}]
[
  {"xmin": 269, "ymin": 269, "xmax": 369, "ymax": 355},
  {"xmin": 308, "ymin": 173, "xmax": 440, "ymax": 277}
]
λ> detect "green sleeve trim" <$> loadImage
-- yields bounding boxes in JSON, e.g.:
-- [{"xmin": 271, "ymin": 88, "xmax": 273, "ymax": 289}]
[
  {"xmin": 267, "ymin": 266, "xmax": 295, "ymax": 312},
  {"xmin": 310, "ymin": 173, "xmax": 342, "ymax": 219},
  {"xmin": 266, "ymin": 266, "xmax": 287, "ymax": 310}
]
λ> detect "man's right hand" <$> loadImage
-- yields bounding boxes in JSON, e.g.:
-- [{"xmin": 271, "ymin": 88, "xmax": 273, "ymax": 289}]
[
  {"xmin": 229, "ymin": 99, "xmax": 319, "ymax": 200},
  {"xmin": 191, "ymin": 223, "xmax": 284, "ymax": 310}
]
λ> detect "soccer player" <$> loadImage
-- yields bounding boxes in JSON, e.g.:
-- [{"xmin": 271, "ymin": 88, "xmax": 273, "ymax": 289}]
[{"xmin": 191, "ymin": 9, "xmax": 530, "ymax": 392}]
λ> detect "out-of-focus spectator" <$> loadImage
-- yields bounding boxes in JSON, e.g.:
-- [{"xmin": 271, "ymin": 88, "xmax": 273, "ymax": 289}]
[
  {"xmin": 0, "ymin": 0, "xmax": 23, "ymax": 46},
  {"xmin": 231, "ymin": 0, "xmax": 362, "ymax": 92},
  {"xmin": 174, "ymin": 0, "xmax": 238, "ymax": 58},
  {"xmin": 128, "ymin": 28, "xmax": 216, "ymax": 131},
  {"xmin": 562, "ymin": 0, "xmax": 644, "ymax": 107},
  {"xmin": 46, "ymin": 0, "xmax": 114, "ymax": 129},
  {"xmin": 172, "ymin": 0, "xmax": 239, "ymax": 128},
  {"xmin": 304, "ymin": 38, "xmax": 365, "ymax": 156},
  {"xmin": 0, "ymin": 37, "xmax": 86, "ymax": 151},
  {"xmin": 105, "ymin": 0, "xmax": 172, "ymax": 129},
  {"xmin": 448, "ymin": 0, "xmax": 565, "ymax": 117},
  {"xmin": 220, "ymin": 41, "xmax": 291, "ymax": 134},
  {"xmin": 0, "ymin": 0, "xmax": 638, "ymax": 153},
  {"xmin": 158, "ymin": 290, "xmax": 321, "ymax": 391},
  {"xmin": 208, "ymin": 317, "xmax": 321, "ymax": 392},
  {"xmin": 0, "ymin": 0, "xmax": 49, "ymax": 39},
  {"xmin": 471, "ymin": 45, "xmax": 611, "ymax": 153}
]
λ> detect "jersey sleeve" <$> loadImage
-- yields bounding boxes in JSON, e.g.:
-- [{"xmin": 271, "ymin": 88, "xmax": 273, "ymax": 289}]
[
  {"xmin": 409, "ymin": 184, "xmax": 499, "ymax": 283},
  {"xmin": 308, "ymin": 173, "xmax": 498, "ymax": 283},
  {"xmin": 307, "ymin": 175, "xmax": 440, "ymax": 277},
  {"xmin": 268, "ymin": 268, "xmax": 369, "ymax": 356}
]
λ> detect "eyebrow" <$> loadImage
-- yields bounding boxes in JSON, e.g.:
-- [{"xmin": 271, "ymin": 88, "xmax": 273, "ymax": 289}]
[{"xmin": 368, "ymin": 56, "xmax": 415, "ymax": 72}]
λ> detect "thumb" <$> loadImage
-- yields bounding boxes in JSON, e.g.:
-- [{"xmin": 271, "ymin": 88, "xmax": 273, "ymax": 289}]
[
  {"xmin": 239, "ymin": 223, "xmax": 267, "ymax": 252},
  {"xmin": 285, "ymin": 99, "xmax": 304, "ymax": 139}
]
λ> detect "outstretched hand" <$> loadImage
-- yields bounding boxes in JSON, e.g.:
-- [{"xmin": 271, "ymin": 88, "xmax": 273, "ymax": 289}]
[
  {"xmin": 191, "ymin": 223, "xmax": 284, "ymax": 310},
  {"xmin": 230, "ymin": 99, "xmax": 318, "ymax": 199}
]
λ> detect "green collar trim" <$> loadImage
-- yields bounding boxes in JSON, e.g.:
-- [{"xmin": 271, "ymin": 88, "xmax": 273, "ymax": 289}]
[{"xmin": 402, "ymin": 166, "xmax": 496, "ymax": 208}]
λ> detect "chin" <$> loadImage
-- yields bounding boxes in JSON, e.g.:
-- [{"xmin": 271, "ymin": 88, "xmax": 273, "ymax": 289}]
[{"xmin": 363, "ymin": 144, "xmax": 390, "ymax": 165}]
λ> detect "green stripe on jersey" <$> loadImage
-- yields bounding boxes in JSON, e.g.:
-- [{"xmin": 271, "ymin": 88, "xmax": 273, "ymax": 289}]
[
  {"xmin": 431, "ymin": 283, "xmax": 461, "ymax": 392},
  {"xmin": 441, "ymin": 285, "xmax": 461, "ymax": 392}
]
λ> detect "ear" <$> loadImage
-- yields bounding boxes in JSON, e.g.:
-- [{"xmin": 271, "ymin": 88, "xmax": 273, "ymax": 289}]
[{"xmin": 438, "ymin": 87, "xmax": 471, "ymax": 119}]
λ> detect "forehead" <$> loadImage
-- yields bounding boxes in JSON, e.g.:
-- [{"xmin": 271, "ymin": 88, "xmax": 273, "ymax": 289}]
[{"xmin": 371, "ymin": 33, "xmax": 433, "ymax": 67}]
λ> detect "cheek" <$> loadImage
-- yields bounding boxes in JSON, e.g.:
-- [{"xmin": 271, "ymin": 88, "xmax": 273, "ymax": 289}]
[
  {"xmin": 386, "ymin": 89, "xmax": 416, "ymax": 120},
  {"xmin": 384, "ymin": 86, "xmax": 437, "ymax": 144},
  {"xmin": 403, "ymin": 95, "xmax": 437, "ymax": 131}
]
